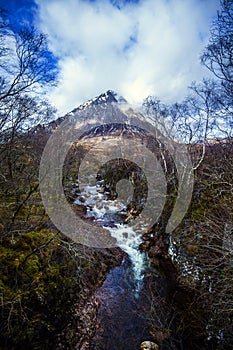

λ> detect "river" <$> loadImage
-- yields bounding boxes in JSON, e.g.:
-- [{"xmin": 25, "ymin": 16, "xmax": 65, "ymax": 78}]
[{"xmin": 74, "ymin": 183, "xmax": 158, "ymax": 348}]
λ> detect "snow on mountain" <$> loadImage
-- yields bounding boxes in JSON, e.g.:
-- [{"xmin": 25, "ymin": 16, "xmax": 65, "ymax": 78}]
[{"xmin": 69, "ymin": 90, "xmax": 127, "ymax": 113}]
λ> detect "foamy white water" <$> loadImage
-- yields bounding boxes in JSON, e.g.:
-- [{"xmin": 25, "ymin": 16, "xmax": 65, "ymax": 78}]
[
  {"xmin": 106, "ymin": 224, "xmax": 147, "ymax": 292},
  {"xmin": 75, "ymin": 184, "xmax": 148, "ymax": 292}
]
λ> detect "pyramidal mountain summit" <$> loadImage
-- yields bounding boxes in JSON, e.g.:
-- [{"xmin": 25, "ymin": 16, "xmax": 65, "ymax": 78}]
[
  {"xmin": 32, "ymin": 89, "xmax": 147, "ymax": 140},
  {"xmin": 66, "ymin": 89, "xmax": 128, "ymax": 118},
  {"xmin": 41, "ymin": 90, "xmax": 128, "ymax": 132},
  {"xmin": 75, "ymin": 90, "xmax": 128, "ymax": 110}
]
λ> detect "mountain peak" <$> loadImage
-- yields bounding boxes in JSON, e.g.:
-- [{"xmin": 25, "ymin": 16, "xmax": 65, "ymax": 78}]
[
  {"xmin": 41, "ymin": 90, "xmax": 128, "ymax": 133},
  {"xmin": 74, "ymin": 90, "xmax": 127, "ymax": 112}
]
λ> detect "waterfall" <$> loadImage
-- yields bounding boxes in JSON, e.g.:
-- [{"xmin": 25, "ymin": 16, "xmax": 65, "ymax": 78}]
[
  {"xmin": 75, "ymin": 184, "xmax": 148, "ymax": 292},
  {"xmin": 105, "ymin": 224, "xmax": 148, "ymax": 292}
]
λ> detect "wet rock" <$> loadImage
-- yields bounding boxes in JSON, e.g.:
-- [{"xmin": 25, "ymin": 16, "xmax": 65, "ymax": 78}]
[
  {"xmin": 122, "ymin": 231, "xmax": 128, "ymax": 239},
  {"xmin": 85, "ymin": 215, "xmax": 95, "ymax": 222},
  {"xmin": 72, "ymin": 188, "xmax": 80, "ymax": 196},
  {"xmin": 142, "ymin": 231, "xmax": 158, "ymax": 242},
  {"xmin": 112, "ymin": 212, "xmax": 128, "ymax": 223},
  {"xmin": 96, "ymin": 179, "xmax": 105, "ymax": 186},
  {"xmin": 104, "ymin": 191, "xmax": 111, "ymax": 196},
  {"xmin": 73, "ymin": 204, "xmax": 87, "ymax": 216},
  {"xmin": 140, "ymin": 340, "xmax": 159, "ymax": 349},
  {"xmin": 79, "ymin": 196, "xmax": 86, "ymax": 203},
  {"xmin": 139, "ymin": 240, "xmax": 151, "ymax": 251},
  {"xmin": 97, "ymin": 187, "xmax": 105, "ymax": 194},
  {"xmin": 96, "ymin": 202, "xmax": 103, "ymax": 210},
  {"xmin": 142, "ymin": 233, "xmax": 153, "ymax": 241},
  {"xmin": 148, "ymin": 245, "xmax": 163, "ymax": 258}
]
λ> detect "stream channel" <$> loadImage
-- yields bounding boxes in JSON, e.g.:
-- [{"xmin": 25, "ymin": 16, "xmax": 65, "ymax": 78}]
[{"xmin": 75, "ymin": 183, "xmax": 162, "ymax": 349}]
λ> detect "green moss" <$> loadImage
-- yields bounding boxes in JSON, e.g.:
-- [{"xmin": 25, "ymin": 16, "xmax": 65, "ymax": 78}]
[
  {"xmin": 0, "ymin": 229, "xmax": 84, "ymax": 349},
  {"xmin": 0, "ymin": 225, "xmax": 118, "ymax": 349}
]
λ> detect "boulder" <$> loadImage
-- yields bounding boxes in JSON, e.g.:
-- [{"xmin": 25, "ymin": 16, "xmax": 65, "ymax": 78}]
[
  {"xmin": 140, "ymin": 340, "xmax": 159, "ymax": 349},
  {"xmin": 148, "ymin": 245, "xmax": 163, "ymax": 258},
  {"xmin": 73, "ymin": 204, "xmax": 87, "ymax": 216},
  {"xmin": 139, "ymin": 240, "xmax": 151, "ymax": 251}
]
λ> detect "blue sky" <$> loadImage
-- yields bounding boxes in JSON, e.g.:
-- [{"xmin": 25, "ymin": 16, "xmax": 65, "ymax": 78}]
[
  {"xmin": 0, "ymin": 0, "xmax": 37, "ymax": 28},
  {"xmin": 1, "ymin": 0, "xmax": 220, "ymax": 114}
]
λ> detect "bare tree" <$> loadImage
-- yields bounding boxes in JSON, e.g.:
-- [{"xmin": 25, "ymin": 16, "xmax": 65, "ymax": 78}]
[
  {"xmin": 201, "ymin": 0, "xmax": 233, "ymax": 102},
  {"xmin": 0, "ymin": 12, "xmax": 57, "ymax": 235},
  {"xmin": 142, "ymin": 3, "xmax": 233, "ymax": 348}
]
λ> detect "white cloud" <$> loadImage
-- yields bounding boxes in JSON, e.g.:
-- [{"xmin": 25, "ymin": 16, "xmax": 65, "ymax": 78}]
[{"xmin": 35, "ymin": 0, "xmax": 219, "ymax": 114}]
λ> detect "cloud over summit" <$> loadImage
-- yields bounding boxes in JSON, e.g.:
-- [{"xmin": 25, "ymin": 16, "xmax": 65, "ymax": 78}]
[{"xmin": 35, "ymin": 0, "xmax": 219, "ymax": 114}]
